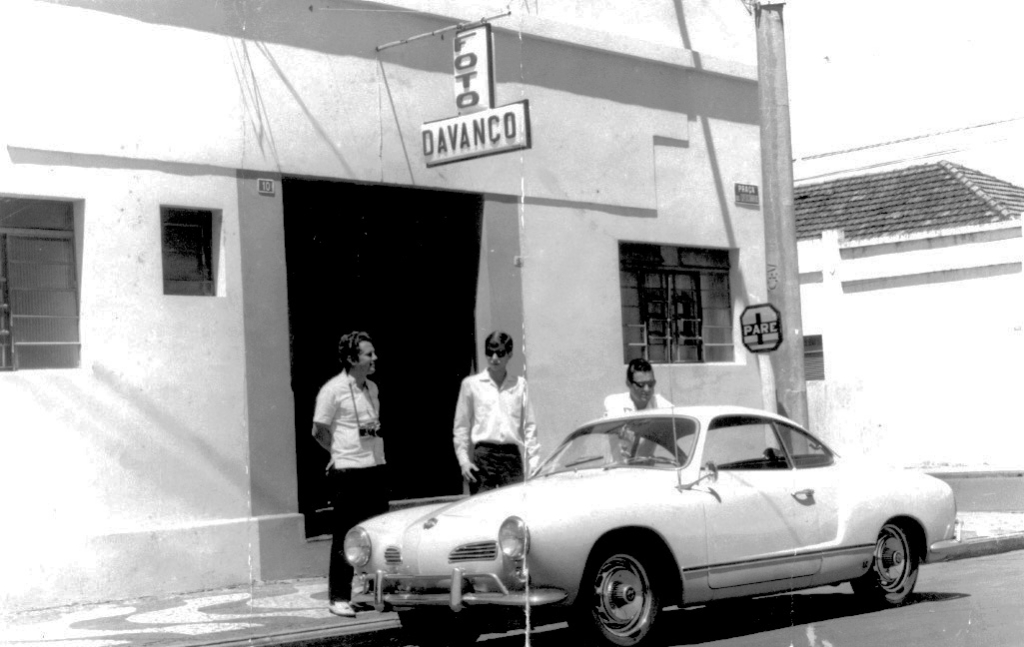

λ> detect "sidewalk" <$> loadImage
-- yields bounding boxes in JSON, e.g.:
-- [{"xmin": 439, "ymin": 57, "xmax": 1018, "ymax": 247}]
[{"xmin": 3, "ymin": 511, "xmax": 1023, "ymax": 647}]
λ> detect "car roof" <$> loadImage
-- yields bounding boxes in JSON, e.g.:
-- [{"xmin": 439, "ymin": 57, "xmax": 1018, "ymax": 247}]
[{"xmin": 580, "ymin": 405, "xmax": 805, "ymax": 431}]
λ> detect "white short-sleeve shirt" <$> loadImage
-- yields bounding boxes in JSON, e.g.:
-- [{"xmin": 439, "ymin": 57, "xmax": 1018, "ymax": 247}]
[{"xmin": 313, "ymin": 371, "xmax": 384, "ymax": 469}]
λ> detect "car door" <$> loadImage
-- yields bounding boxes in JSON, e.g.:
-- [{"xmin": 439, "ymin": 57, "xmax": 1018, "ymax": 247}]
[
  {"xmin": 700, "ymin": 415, "xmax": 823, "ymax": 589},
  {"xmin": 774, "ymin": 421, "xmax": 841, "ymax": 548}
]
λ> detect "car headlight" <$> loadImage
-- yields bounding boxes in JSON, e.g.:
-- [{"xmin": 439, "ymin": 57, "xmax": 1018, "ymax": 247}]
[
  {"xmin": 344, "ymin": 526, "xmax": 371, "ymax": 567},
  {"xmin": 499, "ymin": 516, "xmax": 529, "ymax": 560}
]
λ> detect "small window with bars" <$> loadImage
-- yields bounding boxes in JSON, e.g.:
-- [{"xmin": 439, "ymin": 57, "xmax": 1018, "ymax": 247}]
[
  {"xmin": 0, "ymin": 197, "xmax": 80, "ymax": 370},
  {"xmin": 620, "ymin": 242, "xmax": 734, "ymax": 364},
  {"xmin": 804, "ymin": 334, "xmax": 825, "ymax": 381},
  {"xmin": 161, "ymin": 207, "xmax": 216, "ymax": 296}
]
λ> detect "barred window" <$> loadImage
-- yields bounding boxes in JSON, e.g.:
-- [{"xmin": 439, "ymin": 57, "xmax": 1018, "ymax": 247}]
[
  {"xmin": 161, "ymin": 207, "xmax": 216, "ymax": 296},
  {"xmin": 804, "ymin": 334, "xmax": 825, "ymax": 381},
  {"xmin": 0, "ymin": 198, "xmax": 80, "ymax": 370},
  {"xmin": 620, "ymin": 242, "xmax": 734, "ymax": 364}
]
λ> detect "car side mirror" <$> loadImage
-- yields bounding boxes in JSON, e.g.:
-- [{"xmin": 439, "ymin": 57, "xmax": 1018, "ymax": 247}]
[
  {"xmin": 700, "ymin": 461, "xmax": 719, "ymax": 484},
  {"xmin": 678, "ymin": 461, "xmax": 719, "ymax": 491}
]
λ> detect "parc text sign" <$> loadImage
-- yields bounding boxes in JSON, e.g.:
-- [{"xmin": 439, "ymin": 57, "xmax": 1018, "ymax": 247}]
[
  {"xmin": 741, "ymin": 303, "xmax": 782, "ymax": 353},
  {"xmin": 422, "ymin": 101, "xmax": 530, "ymax": 167},
  {"xmin": 735, "ymin": 183, "xmax": 759, "ymax": 206}
]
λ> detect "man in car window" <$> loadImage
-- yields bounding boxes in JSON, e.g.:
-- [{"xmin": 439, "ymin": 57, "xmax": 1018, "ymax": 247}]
[
  {"xmin": 453, "ymin": 331, "xmax": 541, "ymax": 493},
  {"xmin": 603, "ymin": 358, "xmax": 673, "ymax": 416}
]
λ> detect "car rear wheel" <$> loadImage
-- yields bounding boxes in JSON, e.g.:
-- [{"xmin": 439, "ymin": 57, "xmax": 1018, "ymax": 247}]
[
  {"xmin": 571, "ymin": 545, "xmax": 662, "ymax": 646},
  {"xmin": 397, "ymin": 609, "xmax": 482, "ymax": 647},
  {"xmin": 851, "ymin": 522, "xmax": 919, "ymax": 606}
]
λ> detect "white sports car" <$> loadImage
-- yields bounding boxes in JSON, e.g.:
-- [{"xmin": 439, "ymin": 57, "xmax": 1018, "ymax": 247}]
[{"xmin": 346, "ymin": 406, "xmax": 961, "ymax": 646}]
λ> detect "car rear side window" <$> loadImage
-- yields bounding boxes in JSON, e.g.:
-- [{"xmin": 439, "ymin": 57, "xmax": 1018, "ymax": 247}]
[
  {"xmin": 775, "ymin": 423, "xmax": 834, "ymax": 468},
  {"xmin": 704, "ymin": 416, "xmax": 788, "ymax": 470}
]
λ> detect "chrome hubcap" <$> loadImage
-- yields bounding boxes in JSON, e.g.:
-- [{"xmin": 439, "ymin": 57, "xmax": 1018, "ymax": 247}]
[
  {"xmin": 874, "ymin": 525, "xmax": 909, "ymax": 592},
  {"xmin": 594, "ymin": 554, "xmax": 651, "ymax": 637}
]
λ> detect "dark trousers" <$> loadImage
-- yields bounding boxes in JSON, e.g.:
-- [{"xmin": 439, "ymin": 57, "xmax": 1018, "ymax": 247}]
[
  {"xmin": 471, "ymin": 442, "xmax": 524, "ymax": 494},
  {"xmin": 328, "ymin": 464, "xmax": 389, "ymax": 602}
]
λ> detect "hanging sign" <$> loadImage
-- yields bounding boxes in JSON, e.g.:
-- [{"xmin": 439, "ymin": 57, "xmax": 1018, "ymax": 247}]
[
  {"xmin": 452, "ymin": 25, "xmax": 494, "ymax": 115},
  {"xmin": 422, "ymin": 100, "xmax": 530, "ymax": 167},
  {"xmin": 422, "ymin": 24, "xmax": 532, "ymax": 167}
]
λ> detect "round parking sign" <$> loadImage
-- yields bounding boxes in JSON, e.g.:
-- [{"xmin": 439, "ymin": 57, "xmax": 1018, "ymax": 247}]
[{"xmin": 741, "ymin": 303, "xmax": 782, "ymax": 353}]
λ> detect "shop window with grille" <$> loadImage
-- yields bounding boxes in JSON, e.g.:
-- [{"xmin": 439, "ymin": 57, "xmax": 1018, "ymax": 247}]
[
  {"xmin": 804, "ymin": 334, "xmax": 825, "ymax": 381},
  {"xmin": 0, "ymin": 198, "xmax": 80, "ymax": 370},
  {"xmin": 620, "ymin": 242, "xmax": 734, "ymax": 364},
  {"xmin": 161, "ymin": 207, "xmax": 216, "ymax": 296}
]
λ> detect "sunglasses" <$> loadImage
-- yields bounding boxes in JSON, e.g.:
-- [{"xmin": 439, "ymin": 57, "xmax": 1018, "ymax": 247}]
[
  {"xmin": 630, "ymin": 379, "xmax": 657, "ymax": 390},
  {"xmin": 485, "ymin": 348, "xmax": 509, "ymax": 358}
]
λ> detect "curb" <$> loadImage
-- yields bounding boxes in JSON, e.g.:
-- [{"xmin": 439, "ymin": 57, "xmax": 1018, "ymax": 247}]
[
  {"xmin": 174, "ymin": 617, "xmax": 402, "ymax": 647},
  {"xmin": 939, "ymin": 532, "xmax": 1024, "ymax": 562}
]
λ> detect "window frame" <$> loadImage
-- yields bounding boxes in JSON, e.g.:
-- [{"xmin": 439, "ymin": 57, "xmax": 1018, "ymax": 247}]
[
  {"xmin": 0, "ymin": 198, "xmax": 80, "ymax": 371},
  {"xmin": 804, "ymin": 334, "xmax": 825, "ymax": 381},
  {"xmin": 160, "ymin": 206, "xmax": 217, "ymax": 297},
  {"xmin": 619, "ymin": 242, "xmax": 734, "ymax": 364}
]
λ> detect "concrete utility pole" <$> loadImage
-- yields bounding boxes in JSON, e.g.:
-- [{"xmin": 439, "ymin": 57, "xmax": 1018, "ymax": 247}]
[{"xmin": 754, "ymin": 0, "xmax": 809, "ymax": 428}]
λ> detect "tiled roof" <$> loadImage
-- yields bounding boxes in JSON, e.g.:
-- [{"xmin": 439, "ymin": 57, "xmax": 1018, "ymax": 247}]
[{"xmin": 795, "ymin": 161, "xmax": 1024, "ymax": 241}]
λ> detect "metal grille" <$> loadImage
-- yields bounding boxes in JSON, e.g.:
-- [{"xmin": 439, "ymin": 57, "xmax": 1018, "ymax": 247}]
[
  {"xmin": 620, "ymin": 243, "xmax": 733, "ymax": 365},
  {"xmin": 0, "ymin": 198, "xmax": 79, "ymax": 370},
  {"xmin": 384, "ymin": 546, "xmax": 402, "ymax": 564},
  {"xmin": 448, "ymin": 541, "xmax": 497, "ymax": 563}
]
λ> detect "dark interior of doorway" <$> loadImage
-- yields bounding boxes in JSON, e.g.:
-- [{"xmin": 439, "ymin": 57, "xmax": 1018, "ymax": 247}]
[{"xmin": 282, "ymin": 178, "xmax": 482, "ymax": 537}]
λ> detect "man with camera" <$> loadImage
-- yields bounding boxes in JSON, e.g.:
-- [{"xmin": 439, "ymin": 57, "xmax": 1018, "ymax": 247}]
[{"xmin": 312, "ymin": 331, "xmax": 388, "ymax": 618}]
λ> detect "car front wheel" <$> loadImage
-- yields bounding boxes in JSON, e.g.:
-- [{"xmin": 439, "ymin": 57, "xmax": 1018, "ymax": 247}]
[
  {"xmin": 571, "ymin": 545, "xmax": 662, "ymax": 646},
  {"xmin": 851, "ymin": 522, "xmax": 919, "ymax": 606}
]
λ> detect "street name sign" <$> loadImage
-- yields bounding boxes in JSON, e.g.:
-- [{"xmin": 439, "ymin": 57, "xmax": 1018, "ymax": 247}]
[
  {"xmin": 735, "ymin": 183, "xmax": 759, "ymax": 206},
  {"xmin": 741, "ymin": 303, "xmax": 782, "ymax": 352}
]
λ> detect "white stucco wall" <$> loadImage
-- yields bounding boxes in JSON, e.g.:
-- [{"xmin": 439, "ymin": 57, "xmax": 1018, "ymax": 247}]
[
  {"xmin": 0, "ymin": 156, "xmax": 252, "ymax": 607},
  {"xmin": 799, "ymin": 223, "xmax": 1024, "ymax": 468}
]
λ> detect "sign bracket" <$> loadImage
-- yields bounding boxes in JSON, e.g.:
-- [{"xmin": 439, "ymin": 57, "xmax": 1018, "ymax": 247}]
[{"xmin": 376, "ymin": 11, "xmax": 511, "ymax": 52}]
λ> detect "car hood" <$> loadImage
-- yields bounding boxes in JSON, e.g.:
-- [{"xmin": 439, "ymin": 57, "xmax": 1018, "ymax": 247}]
[{"xmin": 360, "ymin": 467, "xmax": 683, "ymax": 573}]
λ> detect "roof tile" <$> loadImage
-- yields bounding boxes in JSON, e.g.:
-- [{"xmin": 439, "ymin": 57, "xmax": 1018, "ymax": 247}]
[{"xmin": 795, "ymin": 162, "xmax": 1023, "ymax": 240}]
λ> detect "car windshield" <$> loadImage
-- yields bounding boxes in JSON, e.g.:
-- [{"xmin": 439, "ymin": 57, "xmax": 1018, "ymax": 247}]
[{"xmin": 536, "ymin": 416, "xmax": 698, "ymax": 476}]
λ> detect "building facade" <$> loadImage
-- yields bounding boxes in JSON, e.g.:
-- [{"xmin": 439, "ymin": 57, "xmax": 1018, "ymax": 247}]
[
  {"xmin": 796, "ymin": 162, "xmax": 1024, "ymax": 469},
  {"xmin": 0, "ymin": 0, "xmax": 768, "ymax": 610}
]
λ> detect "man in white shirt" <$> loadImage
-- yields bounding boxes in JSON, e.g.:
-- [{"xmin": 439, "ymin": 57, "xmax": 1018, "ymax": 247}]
[
  {"xmin": 603, "ymin": 358, "xmax": 673, "ymax": 416},
  {"xmin": 453, "ymin": 331, "xmax": 540, "ymax": 493},
  {"xmin": 311, "ymin": 331, "xmax": 387, "ymax": 618}
]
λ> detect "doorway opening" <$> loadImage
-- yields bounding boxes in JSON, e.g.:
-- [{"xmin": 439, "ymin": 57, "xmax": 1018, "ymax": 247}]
[{"xmin": 282, "ymin": 178, "xmax": 482, "ymax": 537}]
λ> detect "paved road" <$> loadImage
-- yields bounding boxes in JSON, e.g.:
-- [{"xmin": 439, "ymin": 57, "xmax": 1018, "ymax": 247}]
[{"xmin": 341, "ymin": 551, "xmax": 1024, "ymax": 647}]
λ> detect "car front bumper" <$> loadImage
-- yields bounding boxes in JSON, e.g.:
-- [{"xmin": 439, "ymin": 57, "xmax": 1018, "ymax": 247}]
[{"xmin": 352, "ymin": 568, "xmax": 568, "ymax": 612}]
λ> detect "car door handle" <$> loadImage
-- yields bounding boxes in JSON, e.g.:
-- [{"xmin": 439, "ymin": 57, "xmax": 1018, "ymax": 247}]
[{"xmin": 791, "ymin": 488, "xmax": 815, "ymax": 504}]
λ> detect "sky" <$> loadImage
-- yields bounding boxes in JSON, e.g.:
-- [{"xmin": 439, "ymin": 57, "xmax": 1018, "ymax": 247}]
[{"xmin": 784, "ymin": 0, "xmax": 1024, "ymax": 186}]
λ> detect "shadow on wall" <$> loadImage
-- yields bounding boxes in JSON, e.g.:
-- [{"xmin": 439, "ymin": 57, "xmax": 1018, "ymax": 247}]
[
  {"xmin": 7, "ymin": 362, "xmax": 261, "ymax": 525},
  {"xmin": 57, "ymin": 0, "xmax": 759, "ymax": 124}
]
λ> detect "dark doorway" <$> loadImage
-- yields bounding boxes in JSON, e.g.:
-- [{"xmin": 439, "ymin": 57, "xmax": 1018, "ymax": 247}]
[{"xmin": 282, "ymin": 178, "xmax": 482, "ymax": 537}]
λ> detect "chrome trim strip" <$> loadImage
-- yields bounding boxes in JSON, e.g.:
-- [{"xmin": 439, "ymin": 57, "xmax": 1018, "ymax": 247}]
[
  {"xmin": 380, "ymin": 589, "xmax": 568, "ymax": 607},
  {"xmin": 681, "ymin": 543, "xmax": 875, "ymax": 573}
]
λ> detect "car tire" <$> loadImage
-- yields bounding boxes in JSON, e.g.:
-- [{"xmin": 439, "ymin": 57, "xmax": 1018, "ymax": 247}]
[
  {"xmin": 397, "ymin": 609, "xmax": 482, "ymax": 647},
  {"xmin": 570, "ymin": 543, "xmax": 663, "ymax": 646},
  {"xmin": 851, "ymin": 522, "xmax": 919, "ymax": 607}
]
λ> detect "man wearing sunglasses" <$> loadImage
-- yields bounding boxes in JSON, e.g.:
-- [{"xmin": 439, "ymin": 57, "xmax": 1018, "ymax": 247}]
[
  {"xmin": 453, "ymin": 331, "xmax": 540, "ymax": 493},
  {"xmin": 603, "ymin": 358, "xmax": 673, "ymax": 417}
]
